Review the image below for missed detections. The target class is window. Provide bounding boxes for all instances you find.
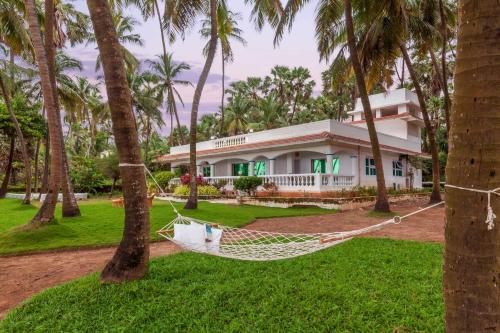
[232,163,248,176]
[202,166,211,177]
[254,161,266,176]
[311,159,326,173]
[392,160,403,177]
[365,157,376,175]
[332,157,340,175]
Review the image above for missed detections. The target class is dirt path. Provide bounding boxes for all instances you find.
[0,199,444,320]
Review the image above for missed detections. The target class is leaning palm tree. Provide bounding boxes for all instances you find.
[23,0,64,223]
[86,0,150,282]
[165,0,219,210]
[146,53,191,146]
[200,3,246,134]
[444,0,499,329]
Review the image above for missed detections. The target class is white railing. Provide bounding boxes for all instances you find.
[213,135,247,148]
[170,174,355,192]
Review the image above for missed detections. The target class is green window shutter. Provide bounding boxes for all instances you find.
[203,166,211,177]
[365,158,376,175]
[232,163,249,176]
[254,161,266,176]
[312,159,326,173]
[332,158,340,175]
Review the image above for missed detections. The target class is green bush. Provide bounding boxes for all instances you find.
[173,184,220,196]
[69,156,106,194]
[233,176,263,195]
[154,171,175,189]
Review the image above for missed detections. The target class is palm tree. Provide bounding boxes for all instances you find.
[444,0,499,329]
[86,0,150,282]
[89,14,144,73]
[147,53,191,146]
[200,3,246,134]
[249,94,286,131]
[23,0,64,223]
[165,0,219,210]
[0,73,31,204]
[225,94,251,135]
[0,136,14,198]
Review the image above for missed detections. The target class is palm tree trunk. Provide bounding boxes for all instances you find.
[171,91,185,145]
[39,135,50,198]
[343,0,389,212]
[25,0,64,223]
[400,44,442,203]
[444,0,499,329]
[220,50,225,135]
[33,107,45,193]
[87,0,150,282]
[0,75,31,204]
[44,0,80,217]
[0,136,15,199]
[438,0,451,135]
[184,0,218,210]
[154,0,167,59]
[169,109,174,147]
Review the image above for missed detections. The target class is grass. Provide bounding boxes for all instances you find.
[366,210,398,218]
[0,198,335,255]
[0,238,444,332]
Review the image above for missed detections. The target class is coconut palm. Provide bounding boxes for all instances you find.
[200,3,246,134]
[23,0,65,223]
[225,94,251,135]
[88,13,144,73]
[164,0,219,210]
[248,94,286,131]
[87,0,150,282]
[146,53,191,146]
[444,0,499,329]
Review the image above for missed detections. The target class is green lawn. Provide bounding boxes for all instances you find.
[0,198,335,255]
[0,238,444,332]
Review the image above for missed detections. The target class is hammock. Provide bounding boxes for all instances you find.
[155,202,443,261]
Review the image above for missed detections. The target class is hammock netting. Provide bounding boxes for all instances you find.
[156,213,403,261]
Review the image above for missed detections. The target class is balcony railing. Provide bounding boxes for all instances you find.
[213,135,247,148]
[170,174,355,192]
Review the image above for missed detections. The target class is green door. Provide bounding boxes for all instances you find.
[254,161,266,176]
[311,159,326,173]
[232,163,249,176]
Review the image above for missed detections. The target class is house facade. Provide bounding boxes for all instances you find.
[158,89,427,194]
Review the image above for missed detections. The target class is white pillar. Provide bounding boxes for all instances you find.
[375,109,381,118]
[269,159,275,175]
[248,161,255,176]
[286,154,293,174]
[351,155,358,186]
[325,154,333,185]
[196,165,202,176]
[210,164,215,177]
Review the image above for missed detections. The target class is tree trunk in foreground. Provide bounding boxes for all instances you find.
[444,0,499,330]
[343,0,389,212]
[400,44,442,203]
[87,0,150,282]
[45,0,80,217]
[185,0,218,210]
[438,0,451,135]
[0,75,31,204]
[0,136,15,199]
[24,0,61,224]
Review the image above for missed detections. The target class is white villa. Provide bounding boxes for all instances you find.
[158,89,428,195]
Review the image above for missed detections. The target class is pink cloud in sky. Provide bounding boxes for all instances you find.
[67,1,327,132]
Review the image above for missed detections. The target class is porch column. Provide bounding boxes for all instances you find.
[286,153,293,174]
[171,166,177,174]
[325,154,334,186]
[196,165,202,176]
[351,155,358,186]
[209,164,215,177]
[375,108,381,118]
[269,159,275,175]
[248,160,255,176]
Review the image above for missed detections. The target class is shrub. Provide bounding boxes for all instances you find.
[69,156,106,193]
[173,184,220,196]
[233,176,263,196]
[180,174,205,185]
[154,171,175,189]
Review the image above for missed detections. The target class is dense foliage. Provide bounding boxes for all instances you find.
[233,176,263,195]
[173,184,220,196]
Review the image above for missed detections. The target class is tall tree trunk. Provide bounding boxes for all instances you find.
[24,0,62,224]
[438,0,451,135]
[39,136,50,198]
[171,90,185,145]
[169,109,173,147]
[400,44,442,203]
[33,106,46,193]
[343,0,389,212]
[444,0,499,330]
[154,0,167,59]
[220,50,225,135]
[184,0,218,210]
[87,0,150,282]
[0,136,15,199]
[45,0,80,217]
[0,75,31,204]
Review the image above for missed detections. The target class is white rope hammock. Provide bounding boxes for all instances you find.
[122,164,496,261]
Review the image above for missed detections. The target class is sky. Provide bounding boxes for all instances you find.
[67,1,328,131]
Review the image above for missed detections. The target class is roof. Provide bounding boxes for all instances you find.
[156,131,429,163]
